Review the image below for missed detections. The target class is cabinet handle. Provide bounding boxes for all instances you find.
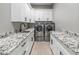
[21,42,26,47]
[22,51,26,55]
[60,51,63,55]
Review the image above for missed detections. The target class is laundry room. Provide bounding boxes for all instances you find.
[0,2,79,55]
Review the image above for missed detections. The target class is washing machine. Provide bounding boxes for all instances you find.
[44,21,55,41]
[34,21,55,41]
[34,21,44,41]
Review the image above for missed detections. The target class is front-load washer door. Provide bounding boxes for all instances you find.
[46,25,53,31]
[36,25,43,32]
[35,25,44,37]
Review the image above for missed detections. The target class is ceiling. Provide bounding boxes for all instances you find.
[30,3,54,9]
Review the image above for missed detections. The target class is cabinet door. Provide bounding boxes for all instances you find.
[50,36,60,55]
[11,3,31,22]
[34,10,39,21]
[25,4,31,22]
[25,32,34,55]
[20,4,26,22]
[47,11,52,21]
[30,9,35,23]
[10,45,24,55]
[11,3,22,21]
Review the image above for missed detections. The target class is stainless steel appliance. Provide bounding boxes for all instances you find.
[34,21,55,41]
[44,21,55,41]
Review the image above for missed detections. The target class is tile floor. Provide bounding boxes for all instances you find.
[31,42,53,55]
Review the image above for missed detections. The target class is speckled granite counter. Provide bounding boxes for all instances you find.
[0,28,34,55]
[51,31,79,55]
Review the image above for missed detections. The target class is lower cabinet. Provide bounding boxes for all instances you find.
[10,44,24,55]
[50,34,71,55]
[10,31,34,55]
[25,36,34,55]
[50,35,60,55]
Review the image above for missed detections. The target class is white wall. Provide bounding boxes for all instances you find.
[0,3,14,33]
[53,3,79,32]
[33,9,53,21]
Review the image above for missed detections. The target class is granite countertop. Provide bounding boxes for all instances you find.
[0,28,34,55]
[51,31,79,55]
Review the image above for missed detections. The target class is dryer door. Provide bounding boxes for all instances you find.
[46,25,53,31]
